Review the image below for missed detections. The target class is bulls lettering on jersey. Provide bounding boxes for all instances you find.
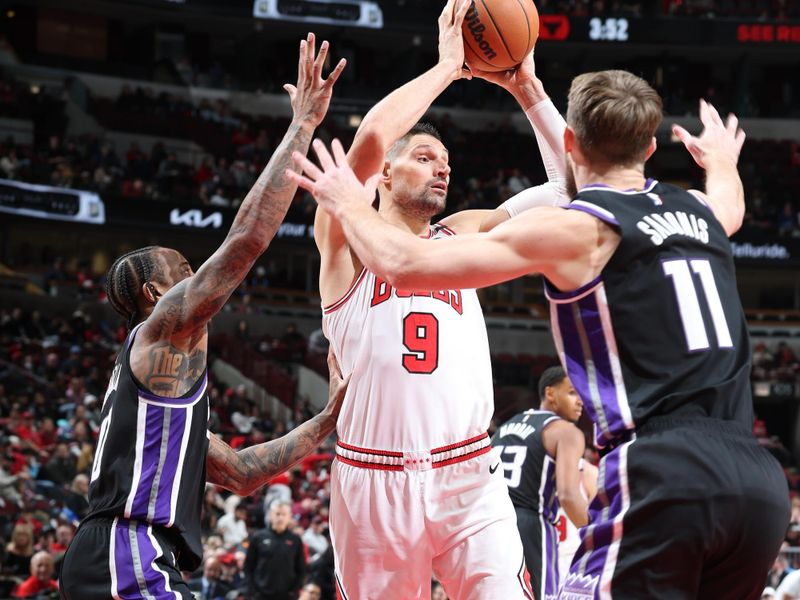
[87,323,209,570]
[547,180,752,448]
[322,224,493,451]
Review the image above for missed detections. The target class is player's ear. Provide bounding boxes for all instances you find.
[142,282,161,304]
[563,126,575,154]
[380,160,392,189]
[644,137,657,161]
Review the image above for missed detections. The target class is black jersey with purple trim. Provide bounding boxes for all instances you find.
[85,323,209,570]
[546,179,752,448]
[492,409,562,522]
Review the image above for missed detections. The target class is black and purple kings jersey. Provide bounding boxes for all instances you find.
[86,323,209,570]
[546,179,752,448]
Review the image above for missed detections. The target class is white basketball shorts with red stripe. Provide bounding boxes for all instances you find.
[330,433,534,600]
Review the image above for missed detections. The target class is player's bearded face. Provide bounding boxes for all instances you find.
[394,176,448,219]
[388,135,450,219]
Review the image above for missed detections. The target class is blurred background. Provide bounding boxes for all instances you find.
[0,0,798,598]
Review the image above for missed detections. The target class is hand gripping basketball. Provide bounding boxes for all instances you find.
[286,139,380,218]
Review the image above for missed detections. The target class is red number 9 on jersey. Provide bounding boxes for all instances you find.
[402,312,439,374]
[555,515,567,542]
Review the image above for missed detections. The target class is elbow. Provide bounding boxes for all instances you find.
[384,255,424,291]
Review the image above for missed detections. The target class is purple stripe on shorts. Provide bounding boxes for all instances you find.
[113,520,139,598]
[153,407,188,523]
[582,447,624,579]
[135,525,171,597]
[544,522,559,598]
[130,404,166,518]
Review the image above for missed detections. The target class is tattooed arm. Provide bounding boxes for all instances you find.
[143,34,346,345]
[207,348,349,496]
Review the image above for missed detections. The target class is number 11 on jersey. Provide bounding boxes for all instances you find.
[663,258,733,352]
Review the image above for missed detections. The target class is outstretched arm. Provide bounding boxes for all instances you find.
[347,0,471,181]
[206,349,349,496]
[144,34,345,344]
[290,139,602,292]
[672,99,746,237]
[442,52,572,234]
[315,0,470,302]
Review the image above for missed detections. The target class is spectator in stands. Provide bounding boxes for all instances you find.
[302,516,328,563]
[231,400,259,436]
[51,525,73,557]
[774,566,800,600]
[244,500,305,600]
[63,474,89,520]
[209,186,230,207]
[307,328,329,356]
[432,580,449,599]
[216,495,249,549]
[5,522,35,576]
[218,551,243,591]
[299,582,322,600]
[263,472,293,518]
[306,542,335,600]
[12,550,58,598]
[201,485,226,533]
[188,556,232,600]
[768,542,795,589]
[774,342,799,380]
[753,342,775,380]
[1,148,21,179]
[0,447,26,506]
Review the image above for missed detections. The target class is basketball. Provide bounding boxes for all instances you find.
[462,0,539,72]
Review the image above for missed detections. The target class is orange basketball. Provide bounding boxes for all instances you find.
[462,0,539,73]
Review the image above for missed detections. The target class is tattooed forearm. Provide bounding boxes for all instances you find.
[168,120,317,333]
[226,120,315,249]
[206,409,336,496]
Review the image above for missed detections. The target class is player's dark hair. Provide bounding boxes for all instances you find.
[386,121,443,160]
[538,366,567,405]
[106,246,160,330]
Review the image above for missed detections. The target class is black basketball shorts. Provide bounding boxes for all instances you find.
[560,416,789,600]
[60,517,194,600]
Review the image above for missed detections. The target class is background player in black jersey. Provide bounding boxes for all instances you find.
[291,71,790,598]
[492,366,593,600]
[59,34,349,600]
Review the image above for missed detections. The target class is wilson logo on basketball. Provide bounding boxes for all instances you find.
[465,5,498,61]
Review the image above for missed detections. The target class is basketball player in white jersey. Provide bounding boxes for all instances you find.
[312,0,570,597]
[292,82,789,598]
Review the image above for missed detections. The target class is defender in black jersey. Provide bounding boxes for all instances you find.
[493,367,590,600]
[59,35,349,600]
[298,71,790,599]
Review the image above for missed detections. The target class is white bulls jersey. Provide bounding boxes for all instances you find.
[555,507,581,587]
[321,224,493,451]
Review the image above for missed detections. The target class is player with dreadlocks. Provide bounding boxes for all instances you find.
[59,34,350,600]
